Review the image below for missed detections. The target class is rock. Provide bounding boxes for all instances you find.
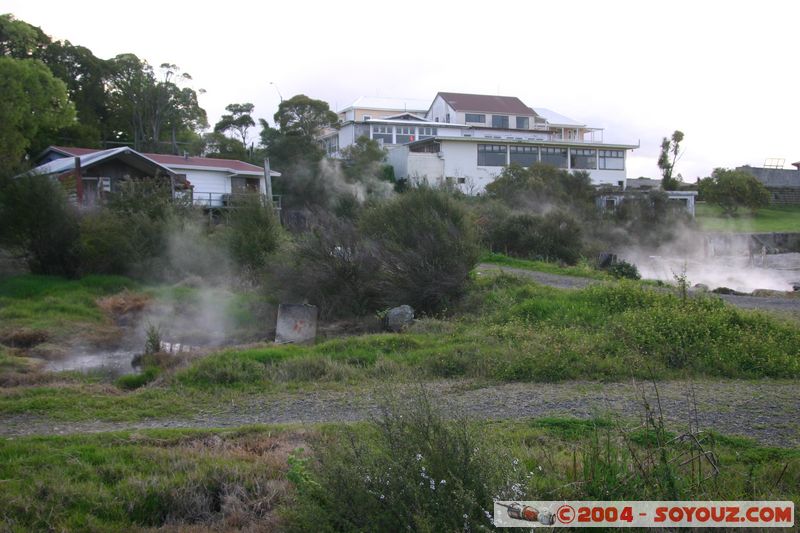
[751,289,787,298]
[384,305,414,332]
[693,283,709,292]
[597,252,617,269]
[711,286,748,296]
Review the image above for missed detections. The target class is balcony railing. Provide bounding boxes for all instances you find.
[180,191,282,210]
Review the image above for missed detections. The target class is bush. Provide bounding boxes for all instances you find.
[286,390,516,532]
[361,187,480,314]
[607,260,641,280]
[0,175,81,276]
[698,168,771,215]
[487,210,583,264]
[276,212,383,318]
[225,195,283,276]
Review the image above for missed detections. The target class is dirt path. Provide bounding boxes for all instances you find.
[477,263,800,316]
[2,380,798,447]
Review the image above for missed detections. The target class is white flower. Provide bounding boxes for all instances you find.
[512,458,519,466]
[429,479,436,490]
[439,479,446,485]
[380,494,385,500]
[415,453,423,461]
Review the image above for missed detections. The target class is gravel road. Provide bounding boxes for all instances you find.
[2,380,798,447]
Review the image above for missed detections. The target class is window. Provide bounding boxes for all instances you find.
[465,113,485,123]
[445,113,450,123]
[363,115,372,121]
[457,177,466,184]
[509,145,539,166]
[395,126,415,144]
[540,147,568,168]
[419,127,437,139]
[372,125,393,144]
[492,115,509,128]
[599,149,625,170]
[477,144,507,166]
[570,148,597,170]
[516,117,529,129]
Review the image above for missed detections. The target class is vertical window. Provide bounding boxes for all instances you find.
[516,117,529,129]
[540,147,568,168]
[477,144,507,166]
[509,145,539,166]
[570,148,597,169]
[599,149,625,170]
[492,115,509,128]
[446,113,450,123]
[465,113,485,123]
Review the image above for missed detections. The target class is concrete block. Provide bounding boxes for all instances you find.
[275,304,318,344]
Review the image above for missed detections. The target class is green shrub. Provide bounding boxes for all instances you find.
[286,391,517,532]
[276,212,383,318]
[225,194,283,275]
[607,260,641,280]
[361,187,480,314]
[486,210,584,264]
[116,367,159,390]
[0,175,81,276]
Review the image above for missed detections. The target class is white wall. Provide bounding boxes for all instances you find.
[407,153,444,183]
[387,147,409,178]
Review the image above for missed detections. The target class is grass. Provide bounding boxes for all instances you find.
[174,274,800,389]
[1,416,796,532]
[0,425,305,531]
[2,273,800,422]
[480,251,610,279]
[0,274,137,342]
[696,203,800,232]
[289,392,800,531]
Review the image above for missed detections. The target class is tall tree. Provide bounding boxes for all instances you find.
[214,102,255,146]
[0,14,50,58]
[106,55,207,153]
[273,94,339,138]
[657,130,684,191]
[0,57,75,174]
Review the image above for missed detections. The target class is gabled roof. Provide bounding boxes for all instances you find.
[531,107,585,127]
[339,96,431,113]
[27,147,176,177]
[382,112,429,121]
[46,146,280,177]
[434,92,536,115]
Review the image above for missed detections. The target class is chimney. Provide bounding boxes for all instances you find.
[74,157,84,205]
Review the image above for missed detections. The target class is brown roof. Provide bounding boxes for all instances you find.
[51,146,265,174]
[436,92,536,115]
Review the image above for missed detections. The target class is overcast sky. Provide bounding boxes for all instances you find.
[6,0,800,180]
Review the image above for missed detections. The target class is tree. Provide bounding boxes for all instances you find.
[214,102,255,147]
[340,136,387,181]
[106,55,207,153]
[0,57,75,174]
[658,130,684,190]
[698,168,770,215]
[0,14,50,58]
[273,94,339,138]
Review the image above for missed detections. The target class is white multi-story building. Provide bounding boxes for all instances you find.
[321,92,638,193]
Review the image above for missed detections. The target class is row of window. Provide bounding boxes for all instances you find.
[465,113,530,130]
[477,145,625,170]
[371,125,438,145]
